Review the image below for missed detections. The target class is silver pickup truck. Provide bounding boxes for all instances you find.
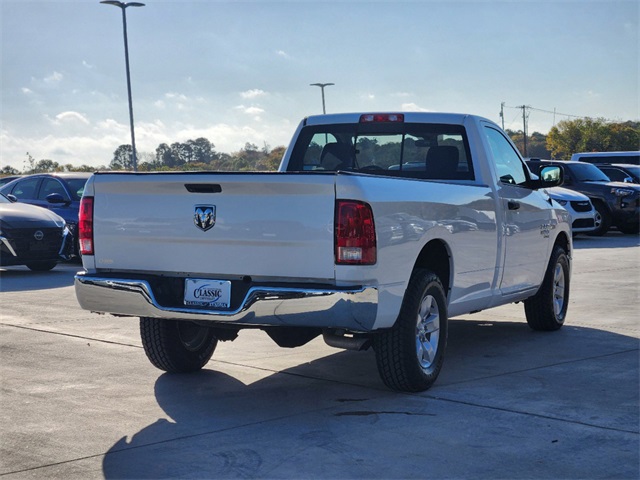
[75,112,571,392]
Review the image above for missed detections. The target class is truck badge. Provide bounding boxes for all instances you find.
[194,205,216,231]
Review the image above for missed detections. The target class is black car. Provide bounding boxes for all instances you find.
[596,164,640,184]
[526,160,640,235]
[0,193,73,271]
[0,173,91,255]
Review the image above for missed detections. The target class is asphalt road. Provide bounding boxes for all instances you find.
[1,232,639,479]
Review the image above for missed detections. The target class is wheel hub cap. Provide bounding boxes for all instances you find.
[415,294,440,369]
[553,264,566,317]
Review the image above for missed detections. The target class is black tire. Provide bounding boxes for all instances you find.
[140,318,218,373]
[587,202,611,236]
[373,269,448,392]
[524,245,570,331]
[617,222,640,235]
[26,261,57,271]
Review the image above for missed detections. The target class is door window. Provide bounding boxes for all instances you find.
[9,177,40,200]
[38,178,68,200]
[484,127,527,186]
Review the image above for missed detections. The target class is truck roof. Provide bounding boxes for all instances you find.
[303,112,492,126]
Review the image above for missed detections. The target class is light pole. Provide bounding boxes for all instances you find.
[310,83,334,114]
[101,1,145,172]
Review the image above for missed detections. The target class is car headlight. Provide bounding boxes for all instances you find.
[611,188,634,197]
[555,199,568,206]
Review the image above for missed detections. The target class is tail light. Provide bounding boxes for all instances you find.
[79,196,94,255]
[335,200,376,265]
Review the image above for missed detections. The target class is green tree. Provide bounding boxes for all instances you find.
[33,159,61,173]
[110,144,134,170]
[507,130,551,159]
[546,118,639,159]
[1,165,20,175]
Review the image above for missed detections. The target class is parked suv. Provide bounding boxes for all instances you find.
[526,160,640,235]
[571,151,640,165]
[595,164,640,184]
[546,187,598,235]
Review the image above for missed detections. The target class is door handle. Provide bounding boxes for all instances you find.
[508,200,520,211]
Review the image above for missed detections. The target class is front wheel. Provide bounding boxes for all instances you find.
[617,222,640,235]
[373,269,448,392]
[524,245,570,331]
[140,318,218,372]
[587,203,611,236]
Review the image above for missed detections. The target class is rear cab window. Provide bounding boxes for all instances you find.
[286,121,475,181]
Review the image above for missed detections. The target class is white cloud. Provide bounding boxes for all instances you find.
[165,92,188,101]
[51,111,90,125]
[234,104,265,122]
[21,87,33,94]
[96,118,128,132]
[391,92,412,98]
[44,71,63,84]
[361,93,375,101]
[276,50,290,59]
[240,89,266,99]
[401,103,432,112]
[82,60,94,69]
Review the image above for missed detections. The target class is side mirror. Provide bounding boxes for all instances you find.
[46,193,71,205]
[6,194,18,203]
[539,166,563,188]
[624,177,633,183]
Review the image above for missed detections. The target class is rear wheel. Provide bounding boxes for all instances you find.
[373,269,448,392]
[524,245,570,331]
[140,318,218,372]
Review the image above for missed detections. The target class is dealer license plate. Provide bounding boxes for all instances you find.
[184,279,231,308]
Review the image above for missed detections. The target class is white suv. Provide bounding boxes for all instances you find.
[547,187,598,235]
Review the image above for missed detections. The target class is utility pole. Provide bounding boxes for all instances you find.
[500,102,505,130]
[517,105,529,157]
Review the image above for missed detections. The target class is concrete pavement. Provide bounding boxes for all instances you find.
[1,232,638,479]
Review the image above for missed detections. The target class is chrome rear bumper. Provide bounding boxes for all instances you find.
[74,273,378,331]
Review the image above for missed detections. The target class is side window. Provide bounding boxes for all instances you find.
[10,177,40,200]
[484,127,528,186]
[38,178,68,200]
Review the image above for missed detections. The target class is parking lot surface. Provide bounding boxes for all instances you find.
[1,232,639,479]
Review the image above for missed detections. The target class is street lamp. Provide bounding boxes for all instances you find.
[101,1,145,172]
[310,83,334,114]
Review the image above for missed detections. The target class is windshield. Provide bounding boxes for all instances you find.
[568,163,612,182]
[66,178,89,200]
[0,193,9,204]
[623,166,640,178]
[287,122,475,181]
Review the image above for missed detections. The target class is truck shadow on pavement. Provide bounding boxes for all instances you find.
[101,319,639,479]
[0,265,76,292]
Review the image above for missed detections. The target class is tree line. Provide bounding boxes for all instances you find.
[2,118,637,176]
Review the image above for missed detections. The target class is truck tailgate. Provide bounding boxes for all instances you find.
[90,173,337,281]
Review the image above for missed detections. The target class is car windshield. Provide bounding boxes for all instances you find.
[568,163,612,182]
[622,166,640,178]
[0,193,10,204]
[66,178,89,200]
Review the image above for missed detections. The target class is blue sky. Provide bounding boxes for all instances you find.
[1,0,638,170]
